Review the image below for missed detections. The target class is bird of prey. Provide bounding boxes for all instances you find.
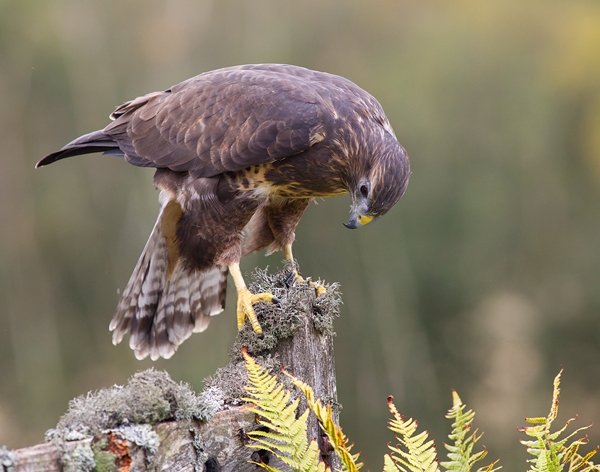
[37,64,410,360]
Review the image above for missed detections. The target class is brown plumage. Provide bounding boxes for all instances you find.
[37,64,411,360]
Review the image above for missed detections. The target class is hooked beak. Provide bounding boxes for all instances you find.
[343,210,374,229]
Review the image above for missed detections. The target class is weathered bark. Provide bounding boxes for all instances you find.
[2,268,341,472]
[273,294,339,467]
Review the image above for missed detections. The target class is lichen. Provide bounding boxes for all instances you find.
[190,429,208,466]
[119,425,160,456]
[63,443,95,472]
[0,445,16,472]
[203,354,281,406]
[46,369,205,442]
[311,281,342,335]
[202,264,341,407]
[230,263,341,360]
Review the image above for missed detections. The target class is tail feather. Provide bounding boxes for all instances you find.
[36,130,123,168]
[166,265,192,346]
[110,192,227,360]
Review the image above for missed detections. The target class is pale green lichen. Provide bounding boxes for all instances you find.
[46,369,206,443]
[0,445,17,472]
[119,424,160,457]
[191,429,209,467]
[231,263,341,360]
[203,264,340,407]
[63,443,95,472]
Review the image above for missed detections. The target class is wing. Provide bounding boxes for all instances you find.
[103,65,328,177]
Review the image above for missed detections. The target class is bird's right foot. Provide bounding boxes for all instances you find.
[236,287,280,334]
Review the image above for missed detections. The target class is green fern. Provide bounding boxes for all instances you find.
[241,347,599,472]
[385,395,440,472]
[519,369,598,472]
[241,346,325,472]
[440,390,500,472]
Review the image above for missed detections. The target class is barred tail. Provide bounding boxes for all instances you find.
[109,192,228,360]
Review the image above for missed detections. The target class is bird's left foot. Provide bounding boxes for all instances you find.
[236,287,280,334]
[286,269,327,297]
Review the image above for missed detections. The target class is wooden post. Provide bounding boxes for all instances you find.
[2,266,341,472]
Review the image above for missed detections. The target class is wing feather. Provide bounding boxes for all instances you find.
[102,65,328,177]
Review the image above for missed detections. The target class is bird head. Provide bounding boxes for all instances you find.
[344,134,411,229]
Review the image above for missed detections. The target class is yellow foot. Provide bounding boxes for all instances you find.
[314,283,327,297]
[286,269,327,297]
[236,287,279,334]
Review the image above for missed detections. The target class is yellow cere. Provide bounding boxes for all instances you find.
[358,214,374,225]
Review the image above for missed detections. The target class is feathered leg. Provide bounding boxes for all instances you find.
[283,244,326,296]
[243,198,325,296]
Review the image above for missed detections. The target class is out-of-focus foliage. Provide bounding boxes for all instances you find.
[1,1,600,469]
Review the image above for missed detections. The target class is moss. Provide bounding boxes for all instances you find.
[86,437,117,472]
[91,450,118,472]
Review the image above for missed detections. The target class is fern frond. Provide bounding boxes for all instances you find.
[286,371,363,472]
[384,454,402,472]
[440,390,500,472]
[564,436,600,472]
[386,395,440,472]
[242,347,325,472]
[519,369,599,472]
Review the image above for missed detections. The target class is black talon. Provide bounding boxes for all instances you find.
[258,333,265,340]
[285,272,296,287]
[272,297,281,305]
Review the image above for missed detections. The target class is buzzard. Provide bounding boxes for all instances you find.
[37,64,410,360]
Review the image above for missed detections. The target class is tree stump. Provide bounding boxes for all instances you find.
[1,265,341,472]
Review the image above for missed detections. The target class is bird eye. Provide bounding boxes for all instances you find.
[360,185,369,198]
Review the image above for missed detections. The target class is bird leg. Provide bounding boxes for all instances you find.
[283,245,326,297]
[229,262,278,334]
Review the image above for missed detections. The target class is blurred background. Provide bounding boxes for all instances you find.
[1,0,600,468]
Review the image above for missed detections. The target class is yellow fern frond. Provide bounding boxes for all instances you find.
[242,347,326,472]
[564,436,600,472]
[386,396,440,472]
[285,371,363,472]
